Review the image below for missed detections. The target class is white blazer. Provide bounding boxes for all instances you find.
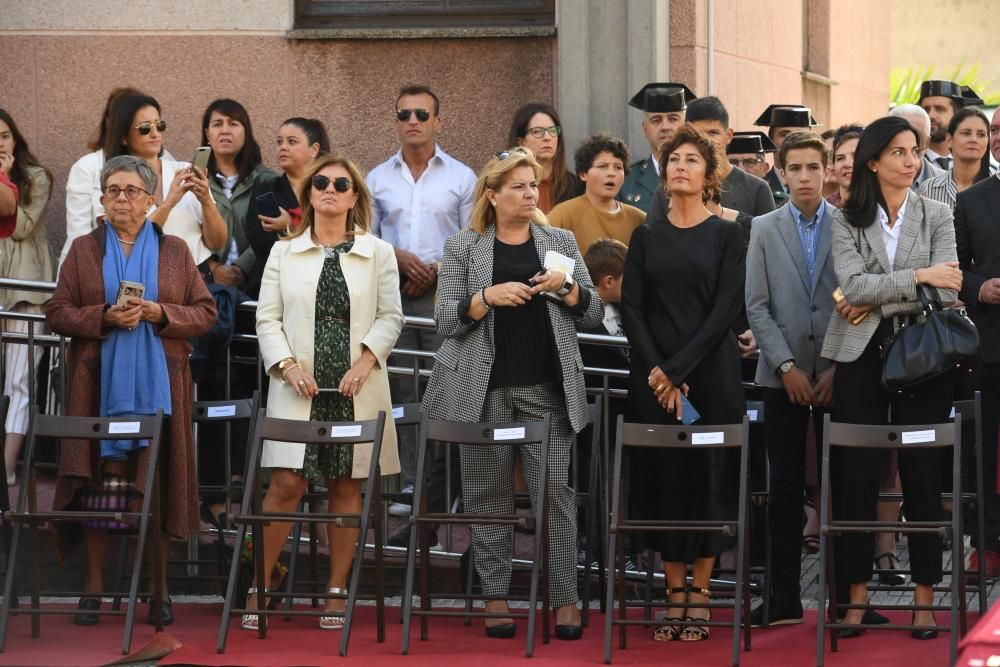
[256,231,403,477]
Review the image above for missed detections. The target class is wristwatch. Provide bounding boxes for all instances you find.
[778,360,795,375]
[556,272,575,296]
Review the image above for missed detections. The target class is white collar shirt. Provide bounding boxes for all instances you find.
[877,192,909,267]
[650,154,661,176]
[366,144,477,264]
[602,302,623,337]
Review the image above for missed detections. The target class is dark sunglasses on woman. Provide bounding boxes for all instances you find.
[312,174,353,193]
[134,120,167,135]
[396,108,431,122]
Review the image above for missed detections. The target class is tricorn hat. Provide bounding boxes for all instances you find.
[628,82,697,113]
[753,104,818,128]
[727,131,778,155]
[918,79,964,102]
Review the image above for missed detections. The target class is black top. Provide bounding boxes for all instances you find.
[622,215,745,412]
[489,236,559,388]
[245,173,300,293]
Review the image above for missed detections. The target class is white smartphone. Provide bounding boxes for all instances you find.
[192,146,212,171]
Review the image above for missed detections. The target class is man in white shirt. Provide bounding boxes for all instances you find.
[367,85,476,522]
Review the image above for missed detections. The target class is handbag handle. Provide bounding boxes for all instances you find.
[916,284,943,314]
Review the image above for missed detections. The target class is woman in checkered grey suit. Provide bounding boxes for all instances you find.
[421,147,603,640]
[820,116,962,637]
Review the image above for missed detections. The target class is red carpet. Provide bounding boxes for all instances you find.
[0,603,954,666]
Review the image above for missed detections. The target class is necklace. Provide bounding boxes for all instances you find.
[115,233,136,246]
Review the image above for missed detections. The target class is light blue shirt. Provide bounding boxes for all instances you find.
[788,198,826,284]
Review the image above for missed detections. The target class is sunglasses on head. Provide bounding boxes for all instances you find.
[134,120,167,135]
[494,147,531,161]
[396,108,431,122]
[312,174,353,193]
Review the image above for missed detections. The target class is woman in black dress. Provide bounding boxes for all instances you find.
[622,124,746,643]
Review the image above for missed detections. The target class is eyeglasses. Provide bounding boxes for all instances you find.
[494,147,531,161]
[102,185,150,200]
[396,108,431,122]
[729,156,764,168]
[525,125,561,139]
[312,174,353,193]
[134,120,167,135]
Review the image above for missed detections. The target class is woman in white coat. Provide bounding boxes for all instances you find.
[249,154,403,631]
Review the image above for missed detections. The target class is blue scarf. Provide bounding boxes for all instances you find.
[99,221,172,459]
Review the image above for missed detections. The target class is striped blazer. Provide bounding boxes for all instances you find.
[421,223,604,433]
[821,195,958,363]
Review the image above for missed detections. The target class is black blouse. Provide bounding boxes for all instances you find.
[488,236,559,388]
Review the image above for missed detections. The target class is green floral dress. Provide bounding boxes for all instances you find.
[296,240,355,481]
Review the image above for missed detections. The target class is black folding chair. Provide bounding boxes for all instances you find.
[217,410,387,657]
[0,410,166,655]
[575,401,603,627]
[816,414,963,666]
[604,415,752,666]
[401,414,552,657]
[953,393,987,614]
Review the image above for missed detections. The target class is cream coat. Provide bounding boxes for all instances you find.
[256,231,403,477]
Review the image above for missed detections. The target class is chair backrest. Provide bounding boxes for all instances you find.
[191,392,259,424]
[616,415,749,450]
[257,409,387,447]
[745,400,765,425]
[823,413,958,449]
[421,414,551,448]
[30,412,163,442]
[392,403,423,427]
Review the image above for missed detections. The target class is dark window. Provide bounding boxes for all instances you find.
[294,0,556,30]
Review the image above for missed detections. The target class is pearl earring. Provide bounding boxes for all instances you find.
[491,200,497,207]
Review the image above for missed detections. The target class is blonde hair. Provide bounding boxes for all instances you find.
[286,155,372,240]
[469,147,548,235]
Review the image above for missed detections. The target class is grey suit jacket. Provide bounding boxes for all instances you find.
[745,203,839,388]
[421,223,604,433]
[820,195,958,363]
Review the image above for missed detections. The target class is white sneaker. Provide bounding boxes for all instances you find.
[388,484,414,517]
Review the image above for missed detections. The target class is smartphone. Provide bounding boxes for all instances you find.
[255,191,281,219]
[116,280,145,307]
[191,146,212,172]
[832,286,868,325]
[679,393,701,425]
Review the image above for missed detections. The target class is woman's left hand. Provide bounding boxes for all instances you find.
[259,207,292,234]
[338,350,377,397]
[128,298,166,324]
[528,269,566,295]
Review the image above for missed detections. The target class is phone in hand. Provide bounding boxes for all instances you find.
[679,393,701,425]
[255,191,281,219]
[192,146,212,172]
[116,280,145,307]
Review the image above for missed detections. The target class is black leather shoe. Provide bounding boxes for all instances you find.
[910,614,938,640]
[485,622,516,639]
[147,597,174,626]
[750,598,803,628]
[836,625,865,639]
[863,609,890,625]
[555,624,583,640]
[73,597,101,626]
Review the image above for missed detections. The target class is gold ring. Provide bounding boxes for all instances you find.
[656,384,667,392]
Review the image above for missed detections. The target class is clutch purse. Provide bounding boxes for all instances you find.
[881,286,981,394]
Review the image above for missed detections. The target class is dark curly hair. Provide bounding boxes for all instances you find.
[658,123,721,203]
[573,133,631,178]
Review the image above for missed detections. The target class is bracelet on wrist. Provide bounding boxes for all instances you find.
[479,287,493,310]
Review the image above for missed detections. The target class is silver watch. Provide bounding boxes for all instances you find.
[778,360,795,375]
[556,273,575,296]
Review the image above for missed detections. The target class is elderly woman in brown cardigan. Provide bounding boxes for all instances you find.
[47,155,216,627]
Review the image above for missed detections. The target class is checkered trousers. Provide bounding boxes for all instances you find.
[461,383,578,607]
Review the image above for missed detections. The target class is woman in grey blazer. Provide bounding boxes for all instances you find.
[421,147,603,640]
[821,116,963,639]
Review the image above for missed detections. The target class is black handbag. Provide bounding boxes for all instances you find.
[881,286,981,394]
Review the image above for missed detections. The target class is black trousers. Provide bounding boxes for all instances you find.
[831,322,953,587]
[969,363,1000,550]
[763,388,827,601]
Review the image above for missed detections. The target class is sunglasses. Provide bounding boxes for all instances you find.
[525,125,561,139]
[396,108,431,122]
[134,120,167,135]
[494,147,531,161]
[312,174,353,193]
[103,185,150,200]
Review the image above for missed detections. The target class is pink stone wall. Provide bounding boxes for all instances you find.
[0,35,555,255]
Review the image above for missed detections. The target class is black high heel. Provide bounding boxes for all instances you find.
[910,613,938,640]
